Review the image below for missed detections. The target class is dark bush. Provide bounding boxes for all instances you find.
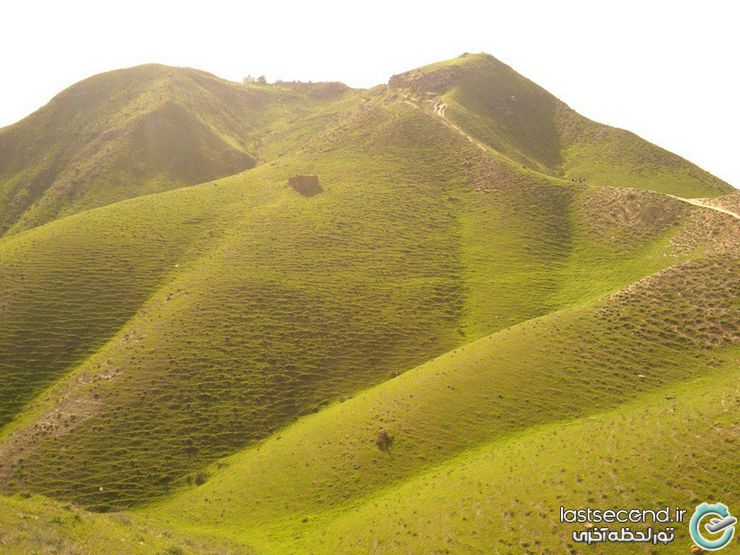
[374,429,393,451]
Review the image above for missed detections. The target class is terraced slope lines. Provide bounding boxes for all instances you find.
[0,53,737,554]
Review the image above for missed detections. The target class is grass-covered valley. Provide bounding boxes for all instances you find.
[0,53,737,554]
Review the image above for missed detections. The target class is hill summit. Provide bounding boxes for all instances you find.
[0,64,347,234]
[0,53,732,236]
[389,53,729,194]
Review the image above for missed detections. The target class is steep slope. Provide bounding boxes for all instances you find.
[151,248,737,543]
[0,64,351,235]
[282,367,738,554]
[3,364,736,554]
[1,53,730,240]
[0,55,737,554]
[0,182,249,428]
[1,88,736,512]
[390,53,732,197]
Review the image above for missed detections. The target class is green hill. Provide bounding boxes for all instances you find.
[0,64,351,235]
[0,54,736,553]
[390,53,731,197]
[1,54,730,239]
[2,362,735,554]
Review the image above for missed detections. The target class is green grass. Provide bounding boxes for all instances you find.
[0,180,249,428]
[3,97,731,510]
[0,64,357,235]
[392,53,731,197]
[0,493,248,554]
[150,251,736,540]
[282,364,739,554]
[5,359,736,554]
[0,53,737,553]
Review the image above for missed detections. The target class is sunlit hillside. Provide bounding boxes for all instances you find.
[0,53,736,554]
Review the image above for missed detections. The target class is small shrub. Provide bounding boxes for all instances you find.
[374,429,393,451]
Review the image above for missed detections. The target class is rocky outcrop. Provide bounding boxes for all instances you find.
[388,67,458,94]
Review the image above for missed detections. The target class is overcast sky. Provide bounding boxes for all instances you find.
[2,0,737,187]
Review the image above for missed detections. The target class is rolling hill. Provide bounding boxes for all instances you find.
[0,64,351,235]
[0,53,736,553]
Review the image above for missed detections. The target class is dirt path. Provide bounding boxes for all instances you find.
[434,101,446,117]
[667,195,740,220]
[409,94,740,220]
[431,100,489,152]
[402,96,490,154]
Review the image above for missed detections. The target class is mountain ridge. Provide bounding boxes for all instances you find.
[389,53,731,196]
[0,53,733,237]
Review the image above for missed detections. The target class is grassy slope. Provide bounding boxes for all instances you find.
[3,93,730,512]
[4,359,736,554]
[0,101,469,508]
[0,64,351,235]
[0,493,249,554]
[285,365,739,555]
[150,248,737,550]
[0,181,249,428]
[1,53,730,239]
[0,56,737,553]
[390,53,731,198]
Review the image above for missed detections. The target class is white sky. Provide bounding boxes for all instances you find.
[2,0,737,187]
